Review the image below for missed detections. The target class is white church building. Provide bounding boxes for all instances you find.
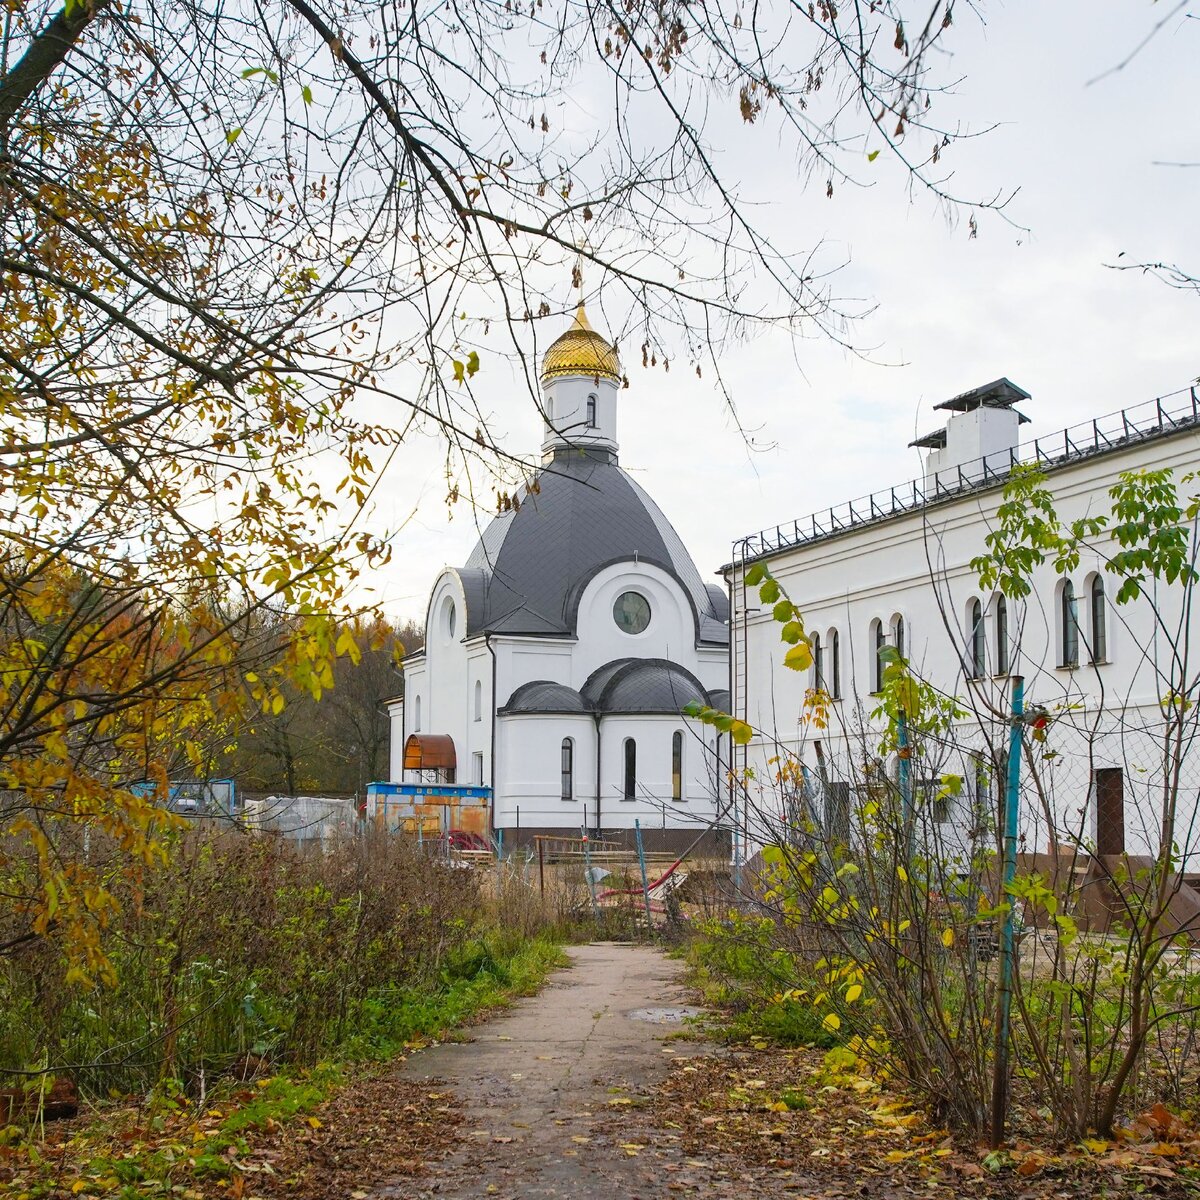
[388,308,731,849]
[727,380,1200,870]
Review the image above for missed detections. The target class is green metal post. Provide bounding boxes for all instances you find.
[990,674,1024,1148]
[634,819,653,931]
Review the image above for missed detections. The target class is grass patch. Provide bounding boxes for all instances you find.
[339,933,567,1059]
[684,915,842,1050]
[1,933,567,1199]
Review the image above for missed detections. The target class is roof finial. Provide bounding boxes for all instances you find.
[571,237,585,294]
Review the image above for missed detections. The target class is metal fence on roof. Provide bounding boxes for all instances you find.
[736,387,1200,561]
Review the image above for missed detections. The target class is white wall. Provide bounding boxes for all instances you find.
[595,714,719,832]
[542,373,621,457]
[396,570,494,786]
[571,560,725,691]
[494,712,596,830]
[731,426,1200,861]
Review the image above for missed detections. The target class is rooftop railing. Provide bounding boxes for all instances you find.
[736,386,1200,561]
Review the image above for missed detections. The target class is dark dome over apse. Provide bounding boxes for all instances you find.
[459,449,728,645]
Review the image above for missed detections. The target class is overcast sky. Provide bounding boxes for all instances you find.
[363,0,1198,625]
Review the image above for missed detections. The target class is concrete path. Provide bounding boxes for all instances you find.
[390,942,709,1199]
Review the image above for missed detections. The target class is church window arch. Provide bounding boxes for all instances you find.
[623,738,637,800]
[586,393,597,427]
[561,738,574,801]
[891,613,906,660]
[474,679,482,722]
[870,619,885,693]
[672,731,684,802]
[829,629,841,699]
[413,695,421,731]
[968,598,985,679]
[1059,579,1079,667]
[1089,574,1108,664]
[994,594,1010,675]
[812,632,824,692]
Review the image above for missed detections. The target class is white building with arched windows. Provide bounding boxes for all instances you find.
[727,379,1200,867]
[388,308,731,850]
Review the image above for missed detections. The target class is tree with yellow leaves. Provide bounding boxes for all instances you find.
[2,0,986,982]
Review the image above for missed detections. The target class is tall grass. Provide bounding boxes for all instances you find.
[0,829,566,1098]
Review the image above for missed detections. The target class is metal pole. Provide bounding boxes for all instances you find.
[581,825,599,918]
[538,836,545,897]
[991,675,1025,1148]
[635,819,653,931]
[897,710,914,860]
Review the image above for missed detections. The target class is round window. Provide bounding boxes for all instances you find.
[613,591,651,635]
[443,596,457,639]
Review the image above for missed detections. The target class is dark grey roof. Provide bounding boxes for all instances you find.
[934,377,1031,414]
[708,688,731,711]
[581,658,709,714]
[458,448,727,645]
[500,680,590,715]
[499,659,717,716]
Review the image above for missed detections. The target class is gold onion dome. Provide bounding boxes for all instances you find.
[540,305,621,383]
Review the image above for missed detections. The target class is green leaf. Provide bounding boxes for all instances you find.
[225,128,243,144]
[452,359,466,383]
[302,85,314,105]
[682,700,703,718]
[242,66,280,83]
[771,599,792,622]
[730,719,754,745]
[780,620,802,644]
[867,149,880,162]
[466,350,480,377]
[744,563,766,587]
[759,579,780,604]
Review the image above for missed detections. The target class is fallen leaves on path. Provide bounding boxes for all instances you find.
[610,1044,1200,1199]
[0,1071,461,1200]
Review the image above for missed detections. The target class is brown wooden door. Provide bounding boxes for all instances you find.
[1095,768,1125,856]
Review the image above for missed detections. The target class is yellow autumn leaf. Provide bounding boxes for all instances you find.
[822,1012,841,1032]
[942,927,954,948]
[307,1116,322,1128]
[844,984,863,1003]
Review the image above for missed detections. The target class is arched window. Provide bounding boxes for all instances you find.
[1090,576,1107,664]
[1061,580,1079,667]
[586,394,597,426]
[672,731,683,802]
[413,695,421,731]
[561,738,574,800]
[623,738,637,800]
[830,630,841,699]
[892,615,905,660]
[995,595,1009,675]
[812,632,824,691]
[473,679,482,722]
[969,599,985,679]
[871,619,885,693]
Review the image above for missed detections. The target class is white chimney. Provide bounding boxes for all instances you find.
[912,379,1030,493]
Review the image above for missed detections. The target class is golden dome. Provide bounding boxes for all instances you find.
[540,305,621,383]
